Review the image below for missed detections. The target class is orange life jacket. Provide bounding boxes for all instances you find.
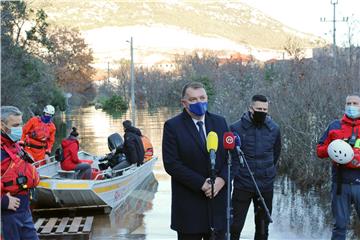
[1,142,40,195]
[90,168,104,180]
[141,135,153,162]
[22,116,56,151]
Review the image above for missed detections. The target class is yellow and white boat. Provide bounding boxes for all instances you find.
[34,151,157,210]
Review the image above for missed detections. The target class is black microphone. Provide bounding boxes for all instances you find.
[234,132,244,167]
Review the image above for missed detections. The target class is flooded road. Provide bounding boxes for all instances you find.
[55,106,350,239]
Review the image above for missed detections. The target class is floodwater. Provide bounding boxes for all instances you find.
[51,106,358,240]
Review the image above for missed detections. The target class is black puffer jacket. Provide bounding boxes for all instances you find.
[123,126,145,166]
[230,112,281,192]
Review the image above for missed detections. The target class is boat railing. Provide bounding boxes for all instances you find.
[107,157,156,177]
[32,156,56,168]
[90,164,136,180]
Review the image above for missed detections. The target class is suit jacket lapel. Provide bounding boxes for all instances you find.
[205,112,215,136]
[181,109,208,156]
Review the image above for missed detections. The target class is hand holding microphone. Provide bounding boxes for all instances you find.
[205,131,220,199]
[204,177,225,198]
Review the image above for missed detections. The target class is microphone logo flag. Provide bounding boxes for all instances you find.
[223,132,235,150]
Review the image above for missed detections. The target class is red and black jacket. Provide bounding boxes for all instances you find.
[1,134,39,211]
[317,115,360,184]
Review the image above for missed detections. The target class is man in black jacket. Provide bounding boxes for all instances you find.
[230,95,281,240]
[122,120,145,166]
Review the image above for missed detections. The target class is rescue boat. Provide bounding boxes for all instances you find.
[33,151,157,211]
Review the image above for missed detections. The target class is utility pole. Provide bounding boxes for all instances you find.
[320,0,348,66]
[107,61,110,84]
[130,37,135,126]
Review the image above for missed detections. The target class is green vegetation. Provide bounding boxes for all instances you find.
[1,1,95,118]
[1,1,64,119]
[100,95,128,114]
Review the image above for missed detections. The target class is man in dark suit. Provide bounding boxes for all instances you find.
[162,82,229,240]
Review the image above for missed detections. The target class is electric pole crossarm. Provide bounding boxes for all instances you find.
[320,0,348,66]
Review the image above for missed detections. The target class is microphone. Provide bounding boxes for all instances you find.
[223,132,235,150]
[234,132,244,167]
[206,131,218,170]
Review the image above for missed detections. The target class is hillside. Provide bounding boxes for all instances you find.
[28,1,323,65]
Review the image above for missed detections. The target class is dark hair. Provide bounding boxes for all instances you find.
[70,127,79,137]
[251,94,268,103]
[181,82,205,98]
[123,120,132,129]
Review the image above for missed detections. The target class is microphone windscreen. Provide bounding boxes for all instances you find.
[234,132,241,147]
[223,132,235,150]
[206,131,218,152]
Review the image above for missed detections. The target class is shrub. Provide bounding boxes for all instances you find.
[101,95,128,113]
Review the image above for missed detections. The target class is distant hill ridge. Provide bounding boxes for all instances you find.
[28,0,322,51]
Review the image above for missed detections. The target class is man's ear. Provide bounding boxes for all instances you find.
[1,121,8,132]
[181,99,187,108]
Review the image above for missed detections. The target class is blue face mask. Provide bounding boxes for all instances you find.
[345,106,360,119]
[8,126,23,142]
[188,102,208,116]
[41,115,52,123]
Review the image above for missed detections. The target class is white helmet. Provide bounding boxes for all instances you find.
[327,139,354,164]
[43,105,55,115]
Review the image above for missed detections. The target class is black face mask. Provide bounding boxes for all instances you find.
[251,110,267,126]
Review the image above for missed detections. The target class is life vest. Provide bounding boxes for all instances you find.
[30,117,50,141]
[23,117,55,150]
[89,168,104,180]
[141,135,153,162]
[1,142,40,195]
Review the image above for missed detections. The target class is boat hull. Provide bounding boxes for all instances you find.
[34,152,157,209]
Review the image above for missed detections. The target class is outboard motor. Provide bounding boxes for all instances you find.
[98,133,126,171]
[108,133,124,152]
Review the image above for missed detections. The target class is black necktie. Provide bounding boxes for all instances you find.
[196,121,206,146]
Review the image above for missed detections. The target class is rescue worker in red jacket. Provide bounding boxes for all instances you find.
[21,105,56,166]
[1,106,40,240]
[317,93,360,240]
[60,127,92,179]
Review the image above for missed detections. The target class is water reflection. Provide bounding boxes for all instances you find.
[91,174,158,239]
[59,106,177,239]
[270,177,332,240]
[52,106,359,240]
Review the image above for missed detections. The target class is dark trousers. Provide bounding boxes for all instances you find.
[331,183,360,240]
[178,230,225,240]
[74,163,91,179]
[1,208,39,240]
[230,188,273,240]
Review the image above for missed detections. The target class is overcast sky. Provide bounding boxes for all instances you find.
[240,0,360,45]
